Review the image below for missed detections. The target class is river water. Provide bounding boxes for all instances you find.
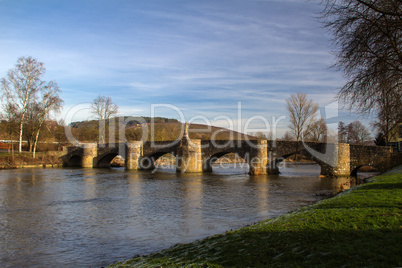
[0,163,356,267]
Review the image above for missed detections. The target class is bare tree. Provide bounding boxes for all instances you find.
[31,82,63,158]
[347,120,372,145]
[1,57,46,153]
[338,121,348,143]
[372,85,402,145]
[306,118,328,142]
[281,131,295,141]
[286,93,319,141]
[90,95,119,143]
[319,0,402,117]
[374,132,386,146]
[54,120,68,150]
[252,131,271,140]
[23,102,41,152]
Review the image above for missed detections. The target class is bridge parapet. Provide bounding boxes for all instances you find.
[63,145,81,154]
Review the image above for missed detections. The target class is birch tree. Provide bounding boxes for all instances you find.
[1,57,45,153]
[32,82,63,158]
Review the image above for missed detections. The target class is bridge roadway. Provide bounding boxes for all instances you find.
[61,134,399,176]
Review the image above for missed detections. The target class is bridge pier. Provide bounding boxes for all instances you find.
[267,165,280,174]
[177,138,203,173]
[320,143,351,176]
[202,158,213,173]
[125,142,143,170]
[248,140,268,175]
[81,143,97,168]
[138,156,156,170]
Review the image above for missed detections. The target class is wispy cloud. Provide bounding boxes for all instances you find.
[0,0,362,134]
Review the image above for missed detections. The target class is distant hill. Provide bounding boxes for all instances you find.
[68,116,257,142]
[69,116,179,128]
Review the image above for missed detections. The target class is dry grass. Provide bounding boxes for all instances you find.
[0,151,63,168]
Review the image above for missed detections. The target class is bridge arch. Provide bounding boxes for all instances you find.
[96,152,123,168]
[350,165,379,177]
[268,150,325,175]
[203,151,249,173]
[273,153,322,175]
[65,155,81,167]
[139,151,177,170]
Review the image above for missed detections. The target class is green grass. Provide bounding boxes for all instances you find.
[108,168,402,268]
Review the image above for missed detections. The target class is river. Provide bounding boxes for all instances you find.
[0,163,359,267]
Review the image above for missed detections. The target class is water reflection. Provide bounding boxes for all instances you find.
[248,176,270,218]
[0,164,358,267]
[182,175,203,233]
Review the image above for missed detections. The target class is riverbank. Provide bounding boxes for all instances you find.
[109,166,402,267]
[0,151,63,169]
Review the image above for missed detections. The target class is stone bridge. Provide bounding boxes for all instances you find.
[61,133,399,176]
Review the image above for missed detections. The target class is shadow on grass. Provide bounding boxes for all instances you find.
[120,228,402,268]
[359,182,402,190]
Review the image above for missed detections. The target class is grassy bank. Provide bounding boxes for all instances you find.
[109,167,402,267]
[0,151,63,169]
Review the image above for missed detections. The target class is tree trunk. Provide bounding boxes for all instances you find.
[18,119,23,154]
[99,120,106,144]
[33,128,41,159]
[11,140,14,161]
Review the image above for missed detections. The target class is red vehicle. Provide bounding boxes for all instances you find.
[0,142,11,150]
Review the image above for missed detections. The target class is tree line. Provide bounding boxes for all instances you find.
[0,55,252,150]
[279,92,373,145]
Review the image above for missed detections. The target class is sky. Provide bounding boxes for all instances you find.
[0,0,371,137]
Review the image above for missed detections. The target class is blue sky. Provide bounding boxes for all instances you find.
[0,0,368,136]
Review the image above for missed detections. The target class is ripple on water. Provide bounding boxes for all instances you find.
[0,164,347,267]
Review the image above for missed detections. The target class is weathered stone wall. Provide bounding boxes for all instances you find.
[125,141,143,170]
[248,140,268,175]
[201,140,256,161]
[142,141,180,157]
[61,140,398,176]
[81,143,97,168]
[350,145,394,174]
[176,138,202,173]
[266,141,346,176]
